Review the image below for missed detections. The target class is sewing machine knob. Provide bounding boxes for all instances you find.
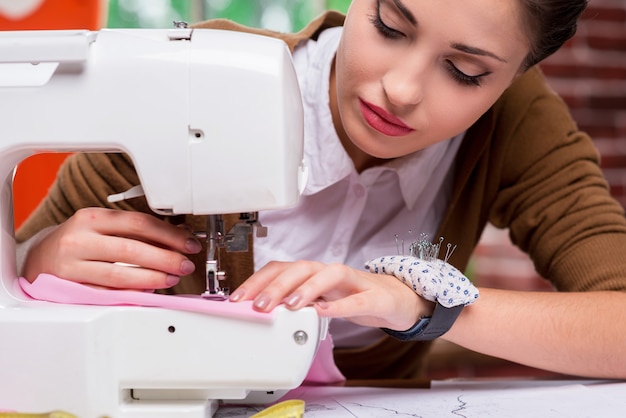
[293,330,308,345]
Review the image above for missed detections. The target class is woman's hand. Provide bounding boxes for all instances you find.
[230,260,435,331]
[18,207,202,290]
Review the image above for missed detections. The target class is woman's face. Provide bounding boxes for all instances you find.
[333,0,529,168]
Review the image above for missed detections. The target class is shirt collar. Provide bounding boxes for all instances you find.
[381,134,464,210]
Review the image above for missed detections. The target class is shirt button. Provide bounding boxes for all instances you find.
[353,185,365,198]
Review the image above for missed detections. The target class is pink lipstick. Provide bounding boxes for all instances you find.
[359,99,414,137]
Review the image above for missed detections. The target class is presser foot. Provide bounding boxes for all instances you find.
[201,288,229,301]
[202,264,228,300]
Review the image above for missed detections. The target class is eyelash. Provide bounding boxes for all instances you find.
[369,1,486,87]
[368,4,404,40]
[445,61,486,87]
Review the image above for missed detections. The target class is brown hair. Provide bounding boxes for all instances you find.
[519,0,588,70]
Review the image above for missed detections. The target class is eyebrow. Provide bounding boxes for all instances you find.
[391,0,508,64]
[451,43,508,63]
[392,0,417,26]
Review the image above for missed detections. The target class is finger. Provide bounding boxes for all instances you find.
[315,287,423,330]
[67,260,183,290]
[52,233,195,288]
[255,262,360,312]
[60,232,197,278]
[283,263,365,309]
[73,208,202,255]
[234,261,325,311]
[229,261,291,302]
[314,292,378,320]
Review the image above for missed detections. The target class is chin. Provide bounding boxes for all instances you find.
[356,143,402,162]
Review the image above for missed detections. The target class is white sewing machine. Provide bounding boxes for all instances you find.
[0,25,324,417]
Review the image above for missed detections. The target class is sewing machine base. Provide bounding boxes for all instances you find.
[0,299,321,417]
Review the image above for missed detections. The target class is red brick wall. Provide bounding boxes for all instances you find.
[542,0,626,206]
[471,0,626,289]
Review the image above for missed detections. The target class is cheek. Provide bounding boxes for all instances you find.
[334,44,364,117]
[336,18,387,87]
[335,43,385,116]
[336,40,369,86]
[428,88,502,139]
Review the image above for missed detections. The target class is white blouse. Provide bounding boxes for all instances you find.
[254,27,464,347]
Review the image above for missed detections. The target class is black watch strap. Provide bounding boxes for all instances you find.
[381,302,464,341]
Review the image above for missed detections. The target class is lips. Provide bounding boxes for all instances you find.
[359,99,414,137]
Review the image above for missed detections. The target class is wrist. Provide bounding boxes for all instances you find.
[420,298,436,318]
[382,301,464,341]
[412,297,435,328]
[16,225,56,280]
[366,253,479,341]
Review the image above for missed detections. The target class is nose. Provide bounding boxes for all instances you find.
[382,59,426,107]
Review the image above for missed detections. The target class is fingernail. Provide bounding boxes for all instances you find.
[230,288,244,302]
[185,238,202,253]
[286,293,301,307]
[166,275,180,287]
[316,300,329,309]
[254,294,270,310]
[177,223,193,232]
[180,260,195,275]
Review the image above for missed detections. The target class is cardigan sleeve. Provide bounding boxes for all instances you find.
[487,69,626,292]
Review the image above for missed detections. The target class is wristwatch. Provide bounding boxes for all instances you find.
[381,302,464,341]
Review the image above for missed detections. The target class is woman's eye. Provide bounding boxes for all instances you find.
[445,61,489,87]
[369,1,405,39]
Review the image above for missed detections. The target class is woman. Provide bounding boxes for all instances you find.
[18,0,626,379]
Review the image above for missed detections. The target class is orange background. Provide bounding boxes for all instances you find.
[0,0,106,229]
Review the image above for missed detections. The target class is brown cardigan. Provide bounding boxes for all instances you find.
[17,12,626,379]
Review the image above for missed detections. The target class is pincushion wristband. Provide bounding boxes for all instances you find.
[381,302,464,341]
[365,254,479,341]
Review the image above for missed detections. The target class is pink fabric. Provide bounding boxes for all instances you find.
[19,274,345,384]
[304,334,345,384]
[19,274,273,322]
